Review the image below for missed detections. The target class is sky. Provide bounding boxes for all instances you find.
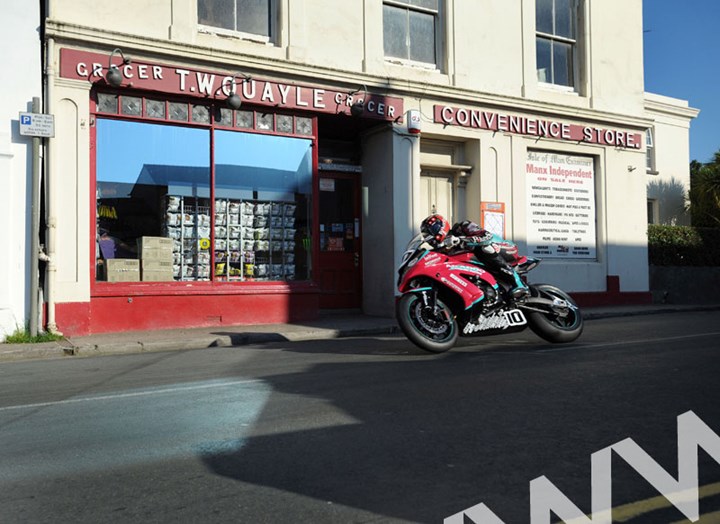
[643,0,720,163]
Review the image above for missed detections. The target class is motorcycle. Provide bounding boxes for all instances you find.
[396,231,583,353]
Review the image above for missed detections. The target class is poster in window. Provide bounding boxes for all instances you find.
[525,151,597,259]
[480,202,505,238]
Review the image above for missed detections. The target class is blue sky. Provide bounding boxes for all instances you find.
[643,0,720,163]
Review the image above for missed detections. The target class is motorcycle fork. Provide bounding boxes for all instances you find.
[420,288,438,311]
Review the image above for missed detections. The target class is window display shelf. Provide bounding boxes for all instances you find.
[164,195,211,281]
[214,198,297,282]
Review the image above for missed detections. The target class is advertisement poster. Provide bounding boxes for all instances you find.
[480,202,505,238]
[525,151,596,259]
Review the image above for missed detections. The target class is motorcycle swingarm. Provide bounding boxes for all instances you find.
[520,297,573,317]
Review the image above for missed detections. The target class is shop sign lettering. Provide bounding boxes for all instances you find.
[434,105,642,149]
[60,48,402,121]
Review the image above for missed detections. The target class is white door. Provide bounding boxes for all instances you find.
[420,172,454,224]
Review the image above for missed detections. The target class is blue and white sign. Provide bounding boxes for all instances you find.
[19,112,55,138]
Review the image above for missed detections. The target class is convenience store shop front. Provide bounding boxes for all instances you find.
[56,49,403,335]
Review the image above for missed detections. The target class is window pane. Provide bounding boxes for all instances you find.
[536,0,553,34]
[409,10,436,64]
[256,113,273,131]
[214,131,312,281]
[215,107,233,126]
[276,114,293,134]
[169,102,189,122]
[236,0,271,37]
[96,120,210,282]
[191,104,210,123]
[553,41,573,86]
[536,37,552,82]
[198,0,234,30]
[97,93,118,114]
[146,99,166,119]
[121,96,142,116]
[236,110,253,128]
[555,0,574,38]
[384,5,408,59]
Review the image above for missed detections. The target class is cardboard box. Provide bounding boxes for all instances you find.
[140,247,174,262]
[141,260,174,281]
[137,236,174,251]
[141,269,175,282]
[106,259,140,282]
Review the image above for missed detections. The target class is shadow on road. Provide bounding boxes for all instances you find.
[197,334,720,522]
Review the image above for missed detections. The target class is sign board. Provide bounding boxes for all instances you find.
[525,151,597,259]
[19,112,55,138]
[480,202,506,238]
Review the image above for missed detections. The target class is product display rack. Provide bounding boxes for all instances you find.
[214,198,297,281]
[164,195,212,281]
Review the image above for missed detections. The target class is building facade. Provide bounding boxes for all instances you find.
[0,1,43,339]
[7,0,698,337]
[645,92,699,226]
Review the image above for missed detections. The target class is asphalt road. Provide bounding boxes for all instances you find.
[1,311,720,523]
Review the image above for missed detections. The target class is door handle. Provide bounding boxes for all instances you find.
[354,252,360,267]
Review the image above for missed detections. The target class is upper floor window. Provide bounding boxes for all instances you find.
[383,0,442,67]
[536,0,577,88]
[198,0,276,41]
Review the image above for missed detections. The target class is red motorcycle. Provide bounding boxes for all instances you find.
[396,223,583,353]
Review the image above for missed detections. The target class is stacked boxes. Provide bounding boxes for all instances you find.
[138,236,174,281]
[106,259,140,282]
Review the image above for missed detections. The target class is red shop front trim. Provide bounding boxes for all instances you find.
[57,282,319,337]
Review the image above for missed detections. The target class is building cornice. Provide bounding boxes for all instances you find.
[46,20,653,131]
[644,93,700,121]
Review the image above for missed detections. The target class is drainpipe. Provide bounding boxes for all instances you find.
[43,36,60,335]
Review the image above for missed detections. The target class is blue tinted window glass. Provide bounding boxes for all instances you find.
[95,119,210,282]
[213,130,312,281]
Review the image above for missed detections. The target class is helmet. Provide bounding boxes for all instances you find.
[421,214,450,244]
[451,220,484,237]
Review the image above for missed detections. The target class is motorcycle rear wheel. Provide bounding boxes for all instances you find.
[526,284,583,343]
[397,293,458,353]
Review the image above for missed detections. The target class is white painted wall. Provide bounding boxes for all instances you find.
[645,92,699,226]
[0,1,41,340]
[43,0,696,314]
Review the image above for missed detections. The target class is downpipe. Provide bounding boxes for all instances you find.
[43,36,61,336]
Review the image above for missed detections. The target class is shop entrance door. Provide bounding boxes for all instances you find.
[318,173,362,309]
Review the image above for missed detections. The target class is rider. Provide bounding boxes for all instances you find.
[421,214,529,300]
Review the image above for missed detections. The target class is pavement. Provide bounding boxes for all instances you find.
[2,303,720,362]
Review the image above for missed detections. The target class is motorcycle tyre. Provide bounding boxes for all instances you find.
[397,293,458,353]
[526,284,583,343]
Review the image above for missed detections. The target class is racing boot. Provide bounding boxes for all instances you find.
[495,264,530,301]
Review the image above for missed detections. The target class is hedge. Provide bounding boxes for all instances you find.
[648,225,720,266]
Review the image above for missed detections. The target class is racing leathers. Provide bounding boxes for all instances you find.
[450,221,529,299]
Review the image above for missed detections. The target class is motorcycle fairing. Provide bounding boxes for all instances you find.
[398,253,499,310]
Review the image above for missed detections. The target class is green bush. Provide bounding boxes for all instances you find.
[648,225,720,266]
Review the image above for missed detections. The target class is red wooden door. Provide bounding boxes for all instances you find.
[317,173,361,309]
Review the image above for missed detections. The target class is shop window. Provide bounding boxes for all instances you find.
[536,0,578,88]
[197,0,277,42]
[213,131,312,281]
[383,0,443,67]
[94,101,315,284]
[96,119,211,282]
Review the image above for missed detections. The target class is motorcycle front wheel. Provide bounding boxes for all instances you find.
[526,284,583,343]
[396,293,458,353]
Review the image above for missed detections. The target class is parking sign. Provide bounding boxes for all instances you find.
[19,112,55,137]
